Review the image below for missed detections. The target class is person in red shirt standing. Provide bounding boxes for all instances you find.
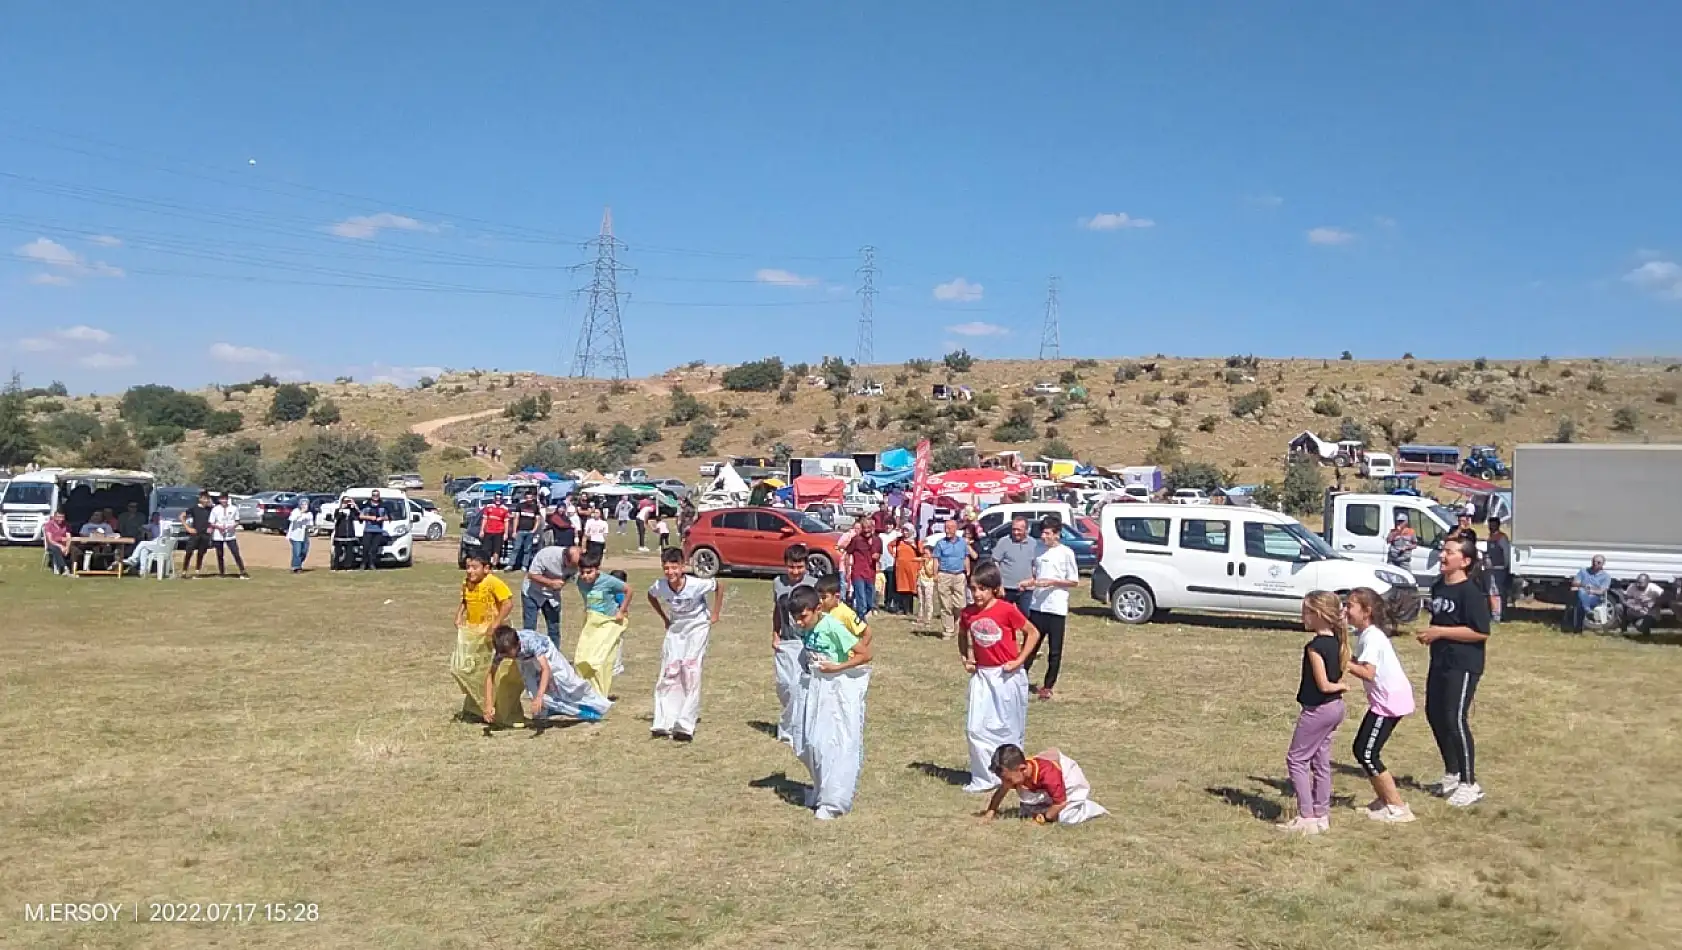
[842,518,883,621]
[479,494,511,570]
[957,561,1040,793]
[978,744,1109,826]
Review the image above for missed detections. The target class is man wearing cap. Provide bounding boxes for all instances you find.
[359,490,389,571]
[1385,512,1417,569]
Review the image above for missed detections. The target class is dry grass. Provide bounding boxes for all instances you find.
[3,548,1680,949]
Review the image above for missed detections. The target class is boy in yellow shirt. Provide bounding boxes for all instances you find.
[816,573,872,655]
[450,554,523,725]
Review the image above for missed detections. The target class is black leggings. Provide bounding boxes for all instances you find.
[1352,711,1401,777]
[1424,665,1481,785]
[214,539,246,575]
[1025,611,1066,690]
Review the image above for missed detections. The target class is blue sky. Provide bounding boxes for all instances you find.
[3,2,1681,392]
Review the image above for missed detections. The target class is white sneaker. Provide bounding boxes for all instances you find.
[1431,774,1461,797]
[1370,804,1417,823]
[1314,816,1330,833]
[1446,783,1484,808]
[814,806,843,821]
[961,779,998,794]
[1276,816,1323,835]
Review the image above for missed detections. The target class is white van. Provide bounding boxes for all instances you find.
[336,488,418,567]
[1360,452,1396,478]
[2,468,155,543]
[976,501,1076,536]
[1091,503,1419,624]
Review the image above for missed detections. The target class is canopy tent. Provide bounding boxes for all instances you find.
[924,468,1034,506]
[1287,431,1338,461]
[706,464,750,497]
[793,475,846,507]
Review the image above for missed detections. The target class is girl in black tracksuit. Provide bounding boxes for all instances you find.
[1417,536,1492,807]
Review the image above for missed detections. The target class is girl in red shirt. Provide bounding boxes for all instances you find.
[957,561,1041,793]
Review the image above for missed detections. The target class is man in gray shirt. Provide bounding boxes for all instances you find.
[990,515,1041,615]
[522,544,579,647]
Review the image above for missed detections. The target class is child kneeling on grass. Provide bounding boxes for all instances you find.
[789,585,873,820]
[978,744,1108,826]
[484,624,613,724]
[646,548,724,742]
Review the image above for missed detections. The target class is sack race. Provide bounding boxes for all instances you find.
[800,665,871,818]
[449,624,526,726]
[514,632,612,721]
[774,637,807,751]
[652,626,710,735]
[965,666,1029,791]
[573,611,628,698]
[1016,749,1109,825]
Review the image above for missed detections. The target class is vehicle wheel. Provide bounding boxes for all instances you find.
[1583,600,1623,634]
[1109,582,1155,624]
[457,555,467,570]
[426,524,444,541]
[1478,471,1493,481]
[690,547,721,578]
[807,553,835,576]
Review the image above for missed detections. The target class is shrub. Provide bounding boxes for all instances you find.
[417,375,437,389]
[904,358,933,374]
[120,384,212,431]
[931,443,974,472]
[1531,382,1556,396]
[601,423,645,469]
[666,387,709,425]
[876,406,892,430]
[1559,367,1574,378]
[1170,390,1191,406]
[776,384,795,405]
[722,357,786,392]
[196,439,265,495]
[974,392,999,412]
[1586,373,1607,393]
[309,400,342,426]
[1046,398,1069,422]
[204,409,244,436]
[1311,394,1342,416]
[1473,356,1488,371]
[518,439,576,473]
[680,422,717,457]
[504,392,552,423]
[1337,417,1367,442]
[1402,352,1415,361]
[30,399,63,414]
[596,394,611,413]
[1611,407,1639,432]
[943,349,975,373]
[1114,363,1140,383]
[991,402,1037,443]
[786,362,810,381]
[1145,430,1183,467]
[1486,404,1510,423]
[263,383,314,424]
[1280,456,1323,516]
[1140,391,1162,406]
[1339,350,1353,361]
[1467,388,1489,405]
[134,424,186,449]
[1410,381,1426,396]
[1041,438,1074,459]
[386,432,430,471]
[1058,369,1080,386]
[1196,414,1218,433]
[76,422,145,470]
[1230,389,1272,418]
[1658,390,1678,406]
[1165,460,1227,493]
[1551,417,1577,444]
[579,423,599,443]
[1089,408,1110,427]
[275,433,384,493]
[144,445,188,485]
[1073,359,1099,370]
[37,410,102,450]
[441,446,468,462]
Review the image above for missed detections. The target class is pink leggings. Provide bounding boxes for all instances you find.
[1286,699,1345,818]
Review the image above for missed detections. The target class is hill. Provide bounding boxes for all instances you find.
[16,355,1682,493]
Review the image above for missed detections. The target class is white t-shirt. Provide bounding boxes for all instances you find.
[649,575,716,637]
[1355,625,1414,718]
[1028,543,1079,616]
[209,504,240,541]
[286,507,315,542]
[584,518,609,544]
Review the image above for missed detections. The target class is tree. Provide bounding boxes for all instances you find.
[0,373,41,467]
[943,349,975,373]
[666,387,710,425]
[834,417,857,452]
[120,384,212,431]
[386,432,429,471]
[309,399,342,426]
[1312,395,1343,416]
[76,422,145,470]
[991,401,1037,443]
[1611,407,1639,433]
[680,421,718,457]
[37,410,101,450]
[721,357,786,392]
[204,409,244,436]
[265,383,314,423]
[503,393,551,423]
[1337,417,1367,443]
[1230,389,1272,418]
[275,433,384,493]
[602,422,644,470]
[1165,460,1228,494]
[144,445,189,485]
[518,439,576,473]
[638,420,662,444]
[820,355,853,393]
[931,443,973,472]
[1280,456,1324,515]
[417,376,437,389]
[195,439,265,495]
[1551,417,1577,444]
[133,424,186,449]
[1339,350,1354,361]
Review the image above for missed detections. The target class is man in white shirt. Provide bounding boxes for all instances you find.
[286,501,316,573]
[1021,514,1078,700]
[209,492,250,579]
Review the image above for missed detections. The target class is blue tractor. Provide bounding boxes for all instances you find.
[1460,445,1510,481]
[1377,473,1423,496]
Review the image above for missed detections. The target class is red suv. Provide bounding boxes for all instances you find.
[684,507,842,578]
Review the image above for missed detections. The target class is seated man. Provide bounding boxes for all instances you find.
[1566,555,1612,633]
[1620,574,1665,636]
[42,510,74,576]
[77,510,120,571]
[116,501,147,542]
[122,513,172,575]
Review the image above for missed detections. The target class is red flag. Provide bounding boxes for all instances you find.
[908,439,932,524]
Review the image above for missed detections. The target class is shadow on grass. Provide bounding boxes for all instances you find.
[748,771,810,808]
[908,628,951,639]
[1205,787,1283,822]
[1068,605,1300,632]
[908,761,971,786]
[746,720,780,739]
[1248,774,1356,810]
[1330,761,1429,792]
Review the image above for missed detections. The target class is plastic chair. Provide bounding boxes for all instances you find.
[143,534,179,580]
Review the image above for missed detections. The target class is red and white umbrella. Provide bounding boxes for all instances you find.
[924,468,1034,503]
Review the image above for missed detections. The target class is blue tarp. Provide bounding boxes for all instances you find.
[863,467,914,489]
[878,447,913,470]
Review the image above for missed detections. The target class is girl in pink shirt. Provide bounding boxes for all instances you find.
[1345,588,1417,824]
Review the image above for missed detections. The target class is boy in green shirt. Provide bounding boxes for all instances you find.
[789,586,873,819]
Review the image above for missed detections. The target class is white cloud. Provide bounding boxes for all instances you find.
[59,325,112,343]
[754,268,821,288]
[1625,260,1682,301]
[29,273,73,286]
[946,321,1009,337]
[88,234,123,247]
[15,325,115,352]
[13,237,124,280]
[1079,212,1155,231]
[78,352,136,369]
[209,342,286,365]
[1307,226,1356,246]
[326,212,438,239]
[933,278,984,303]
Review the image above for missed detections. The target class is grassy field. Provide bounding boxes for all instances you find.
[3,549,1680,949]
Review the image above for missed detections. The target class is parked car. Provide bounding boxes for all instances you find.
[802,502,854,531]
[653,477,690,497]
[976,520,1099,574]
[443,476,481,498]
[333,488,417,568]
[226,494,263,527]
[1170,488,1210,506]
[698,462,721,478]
[976,502,1076,536]
[1030,382,1063,395]
[411,497,447,541]
[153,485,203,528]
[683,507,841,578]
[388,472,425,491]
[1090,503,1419,625]
[854,382,884,396]
[250,491,302,533]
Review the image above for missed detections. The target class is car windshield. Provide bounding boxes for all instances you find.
[3,483,54,506]
[1284,521,1340,560]
[1430,505,1461,525]
[155,489,199,508]
[793,513,834,533]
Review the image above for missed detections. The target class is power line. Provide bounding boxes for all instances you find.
[855,245,878,366]
[1038,276,1061,360]
[571,208,632,379]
